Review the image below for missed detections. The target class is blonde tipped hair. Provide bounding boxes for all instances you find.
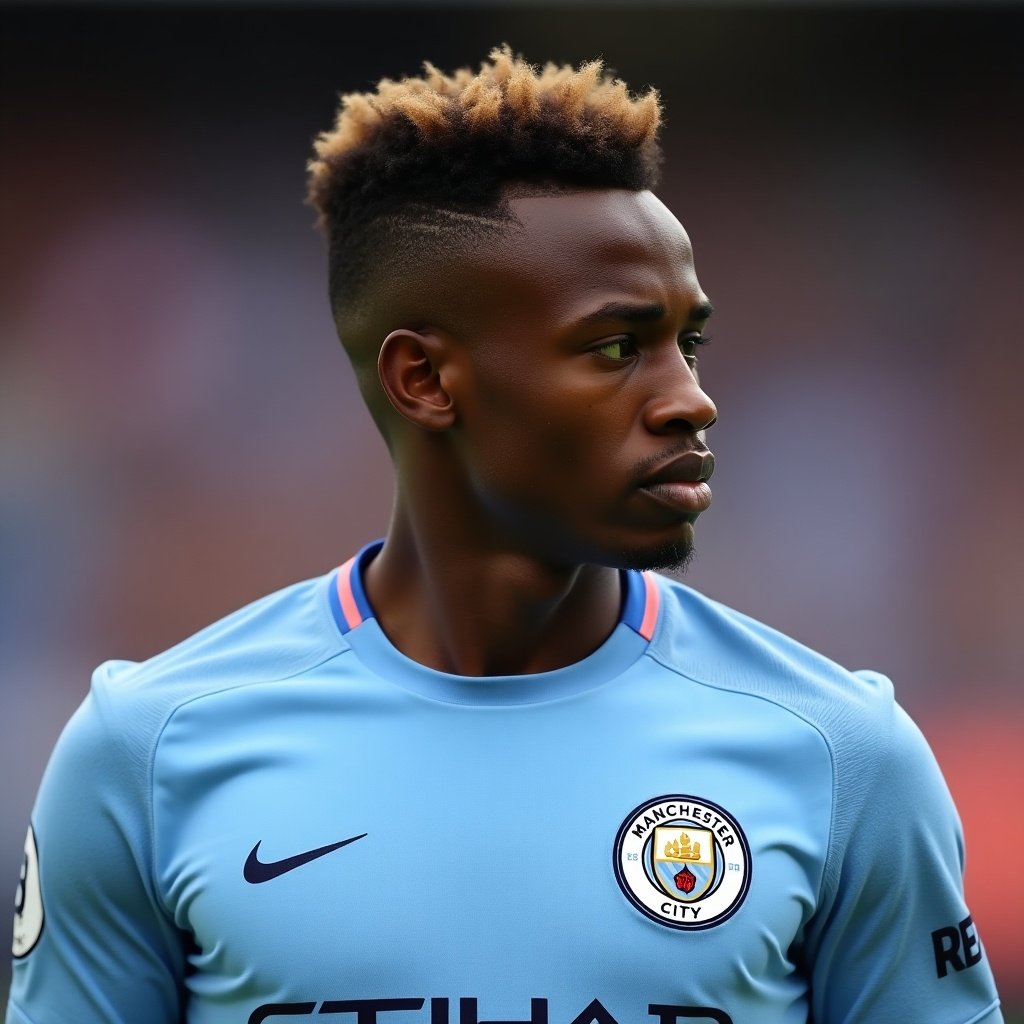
[309,46,663,318]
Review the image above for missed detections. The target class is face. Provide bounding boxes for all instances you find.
[437,189,718,572]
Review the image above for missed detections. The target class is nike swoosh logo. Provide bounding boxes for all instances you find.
[243,833,368,884]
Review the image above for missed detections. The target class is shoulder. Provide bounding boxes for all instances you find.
[85,571,348,761]
[647,573,895,742]
[645,576,923,834]
[28,572,348,904]
[647,574,959,902]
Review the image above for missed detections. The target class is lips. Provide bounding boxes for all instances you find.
[641,449,715,487]
[636,449,715,516]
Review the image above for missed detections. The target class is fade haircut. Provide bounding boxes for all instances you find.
[307,46,663,340]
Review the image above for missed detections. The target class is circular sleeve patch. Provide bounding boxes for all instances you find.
[613,795,751,930]
[13,824,44,958]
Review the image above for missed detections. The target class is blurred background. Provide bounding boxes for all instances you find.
[2,0,1022,1011]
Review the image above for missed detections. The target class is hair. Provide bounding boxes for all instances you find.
[307,46,663,333]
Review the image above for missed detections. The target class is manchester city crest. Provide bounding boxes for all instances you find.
[613,795,751,930]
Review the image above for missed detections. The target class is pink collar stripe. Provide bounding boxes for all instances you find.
[637,572,660,641]
[336,556,364,630]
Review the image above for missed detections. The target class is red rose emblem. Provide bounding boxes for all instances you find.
[674,866,697,893]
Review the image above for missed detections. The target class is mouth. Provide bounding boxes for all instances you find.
[638,479,713,515]
[636,449,715,515]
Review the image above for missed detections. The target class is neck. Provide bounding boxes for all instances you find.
[362,501,623,677]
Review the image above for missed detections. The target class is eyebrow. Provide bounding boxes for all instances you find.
[576,299,715,327]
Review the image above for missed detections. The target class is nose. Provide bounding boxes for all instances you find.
[643,349,718,435]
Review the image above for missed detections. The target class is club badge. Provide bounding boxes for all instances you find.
[613,795,751,930]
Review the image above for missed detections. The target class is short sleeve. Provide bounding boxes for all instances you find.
[6,683,185,1023]
[805,695,1002,1024]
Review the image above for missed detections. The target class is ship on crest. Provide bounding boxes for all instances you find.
[662,831,701,862]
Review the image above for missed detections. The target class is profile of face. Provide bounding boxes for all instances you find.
[436,189,718,573]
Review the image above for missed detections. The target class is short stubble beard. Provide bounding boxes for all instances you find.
[617,538,695,574]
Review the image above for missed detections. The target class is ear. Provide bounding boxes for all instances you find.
[377,328,457,431]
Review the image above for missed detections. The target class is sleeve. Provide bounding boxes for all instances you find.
[6,681,186,1024]
[805,691,1003,1024]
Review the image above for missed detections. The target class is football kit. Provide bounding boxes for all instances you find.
[8,541,1003,1024]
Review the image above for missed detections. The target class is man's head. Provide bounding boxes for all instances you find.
[308,48,717,572]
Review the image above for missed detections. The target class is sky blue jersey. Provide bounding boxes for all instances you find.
[8,542,1002,1024]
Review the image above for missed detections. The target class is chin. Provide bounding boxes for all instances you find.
[615,535,696,574]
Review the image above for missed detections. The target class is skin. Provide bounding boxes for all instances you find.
[360,188,717,677]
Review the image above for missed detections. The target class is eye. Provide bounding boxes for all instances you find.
[679,334,712,364]
[593,336,637,361]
